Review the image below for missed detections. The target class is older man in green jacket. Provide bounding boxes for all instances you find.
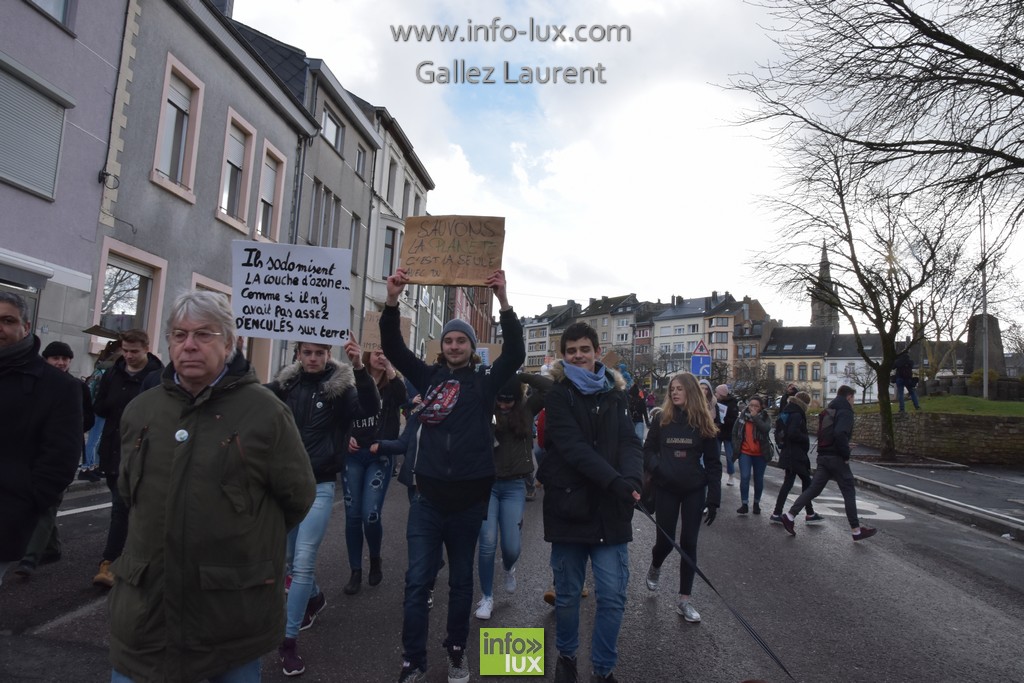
[109,291,315,683]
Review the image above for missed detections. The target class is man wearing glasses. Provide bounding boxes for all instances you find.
[107,290,315,683]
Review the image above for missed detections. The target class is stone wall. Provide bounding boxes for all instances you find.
[852,413,1024,466]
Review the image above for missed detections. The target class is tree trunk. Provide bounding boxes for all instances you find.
[875,376,898,461]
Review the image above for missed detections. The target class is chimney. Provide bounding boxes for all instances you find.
[209,0,234,17]
[590,298,596,306]
[743,303,750,320]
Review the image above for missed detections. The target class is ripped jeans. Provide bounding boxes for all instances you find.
[343,448,393,570]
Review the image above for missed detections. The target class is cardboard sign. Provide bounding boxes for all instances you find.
[231,240,352,344]
[425,339,504,366]
[400,215,505,285]
[361,310,413,352]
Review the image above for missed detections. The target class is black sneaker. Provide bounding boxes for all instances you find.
[554,654,578,683]
[781,513,796,536]
[752,502,761,515]
[591,672,619,683]
[343,569,362,595]
[853,526,878,541]
[13,561,35,579]
[397,661,427,683]
[300,591,326,631]
[279,637,305,677]
[736,503,748,514]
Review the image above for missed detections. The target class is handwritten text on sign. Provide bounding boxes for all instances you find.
[400,215,505,285]
[361,310,412,352]
[230,240,352,344]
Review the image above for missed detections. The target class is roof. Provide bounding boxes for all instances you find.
[829,333,882,358]
[652,293,734,321]
[579,294,636,317]
[762,326,836,357]
[230,20,308,103]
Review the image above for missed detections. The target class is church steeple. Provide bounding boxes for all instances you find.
[810,241,840,333]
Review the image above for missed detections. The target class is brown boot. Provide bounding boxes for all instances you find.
[92,560,115,588]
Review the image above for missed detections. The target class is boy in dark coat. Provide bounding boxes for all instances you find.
[769,391,823,525]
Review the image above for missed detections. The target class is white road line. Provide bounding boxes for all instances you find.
[30,596,108,635]
[895,485,1024,525]
[57,502,112,517]
[859,461,961,488]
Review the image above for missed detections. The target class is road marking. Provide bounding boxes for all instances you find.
[895,485,1024,525]
[57,502,112,517]
[806,496,906,521]
[858,462,961,489]
[30,596,108,635]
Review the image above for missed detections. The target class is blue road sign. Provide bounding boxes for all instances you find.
[691,354,711,377]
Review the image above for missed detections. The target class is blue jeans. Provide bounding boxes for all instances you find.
[896,378,920,411]
[477,478,526,597]
[342,448,393,569]
[633,421,645,441]
[402,491,487,668]
[112,659,260,683]
[84,416,104,469]
[550,542,629,677]
[285,481,335,639]
[738,453,767,505]
[719,438,734,475]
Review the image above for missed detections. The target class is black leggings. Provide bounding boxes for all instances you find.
[651,485,706,595]
[773,468,815,516]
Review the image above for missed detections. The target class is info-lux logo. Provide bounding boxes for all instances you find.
[479,628,544,676]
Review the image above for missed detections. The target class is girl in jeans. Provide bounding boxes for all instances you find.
[343,349,407,594]
[730,395,772,515]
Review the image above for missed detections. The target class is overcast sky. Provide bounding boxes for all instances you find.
[232,0,1020,333]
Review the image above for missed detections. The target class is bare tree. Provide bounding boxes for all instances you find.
[731,359,786,406]
[102,266,140,315]
[843,361,879,404]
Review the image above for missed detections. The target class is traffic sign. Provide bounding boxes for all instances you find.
[693,340,710,356]
[691,354,711,377]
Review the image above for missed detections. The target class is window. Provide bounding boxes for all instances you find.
[349,215,360,255]
[601,332,608,342]
[322,108,343,151]
[29,0,71,24]
[688,324,699,334]
[386,159,398,205]
[602,317,608,327]
[812,363,821,381]
[382,227,398,277]
[798,363,808,381]
[616,333,628,343]
[714,349,728,360]
[218,112,256,227]
[255,142,285,241]
[767,363,776,379]
[660,326,671,336]
[806,343,816,350]
[307,181,340,247]
[0,57,71,199]
[152,55,203,202]
[659,344,670,353]
[686,340,697,352]
[784,363,794,381]
[712,332,728,343]
[95,238,167,349]
[355,145,367,176]
[783,344,794,351]
[402,180,411,219]
[830,362,837,374]
[413,194,422,217]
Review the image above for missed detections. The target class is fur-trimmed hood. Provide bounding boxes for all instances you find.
[787,394,809,414]
[549,359,627,391]
[271,358,356,399]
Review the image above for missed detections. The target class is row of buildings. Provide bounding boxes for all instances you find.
[3,0,497,381]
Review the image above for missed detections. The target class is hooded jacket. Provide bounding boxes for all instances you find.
[818,394,855,460]
[380,304,525,510]
[94,352,164,474]
[108,354,315,683]
[537,361,643,545]
[777,395,810,472]
[0,335,83,561]
[267,358,380,482]
[731,405,772,457]
[643,408,722,507]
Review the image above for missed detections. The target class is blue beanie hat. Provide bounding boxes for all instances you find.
[441,319,477,350]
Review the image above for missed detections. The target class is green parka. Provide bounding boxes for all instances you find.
[109,356,316,683]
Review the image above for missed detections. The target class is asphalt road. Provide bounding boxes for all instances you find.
[2,463,1022,683]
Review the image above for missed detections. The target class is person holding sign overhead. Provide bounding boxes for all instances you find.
[381,267,525,683]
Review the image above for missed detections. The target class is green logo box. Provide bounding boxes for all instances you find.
[479,627,545,676]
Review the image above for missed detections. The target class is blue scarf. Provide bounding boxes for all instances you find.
[562,360,610,395]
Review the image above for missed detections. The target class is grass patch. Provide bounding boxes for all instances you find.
[847,395,1024,417]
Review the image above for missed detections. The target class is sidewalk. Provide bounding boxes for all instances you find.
[837,441,1024,542]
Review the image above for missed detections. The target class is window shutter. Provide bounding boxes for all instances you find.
[167,73,192,112]
[260,158,277,199]
[0,71,65,198]
[227,125,246,166]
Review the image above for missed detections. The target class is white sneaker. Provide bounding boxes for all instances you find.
[726,475,735,486]
[474,595,493,620]
[504,564,517,594]
[676,599,701,623]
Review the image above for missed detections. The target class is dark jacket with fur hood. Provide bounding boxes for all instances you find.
[267,358,379,482]
[777,395,810,473]
[537,361,643,545]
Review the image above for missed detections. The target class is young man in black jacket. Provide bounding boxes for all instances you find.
[537,323,643,683]
[781,385,877,540]
[381,267,525,683]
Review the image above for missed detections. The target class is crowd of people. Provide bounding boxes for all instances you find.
[1,278,880,683]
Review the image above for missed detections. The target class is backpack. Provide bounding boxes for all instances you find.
[817,408,838,449]
[773,413,788,449]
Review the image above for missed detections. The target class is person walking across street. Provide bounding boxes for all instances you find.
[780,385,877,541]
[0,292,82,587]
[108,290,316,683]
[769,391,824,525]
[381,267,525,683]
[267,337,380,675]
[643,373,721,624]
[91,328,163,588]
[537,322,643,683]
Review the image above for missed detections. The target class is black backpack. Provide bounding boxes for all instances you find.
[817,408,838,449]
[773,413,788,449]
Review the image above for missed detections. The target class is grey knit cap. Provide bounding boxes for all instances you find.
[441,319,478,350]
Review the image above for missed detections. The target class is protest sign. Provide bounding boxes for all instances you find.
[400,215,505,285]
[361,310,413,352]
[230,240,352,344]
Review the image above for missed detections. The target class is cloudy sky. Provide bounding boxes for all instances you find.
[231,1,875,328]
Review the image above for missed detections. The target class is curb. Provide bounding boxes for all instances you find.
[853,474,1024,543]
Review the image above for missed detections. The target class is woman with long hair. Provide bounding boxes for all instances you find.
[643,372,721,623]
[343,348,407,593]
[731,395,772,515]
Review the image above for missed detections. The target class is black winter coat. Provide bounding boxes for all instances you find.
[818,395,855,460]
[349,376,407,447]
[643,410,722,508]
[537,362,643,546]
[93,353,163,474]
[776,399,810,475]
[1,336,83,560]
[717,394,739,440]
[267,359,380,483]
